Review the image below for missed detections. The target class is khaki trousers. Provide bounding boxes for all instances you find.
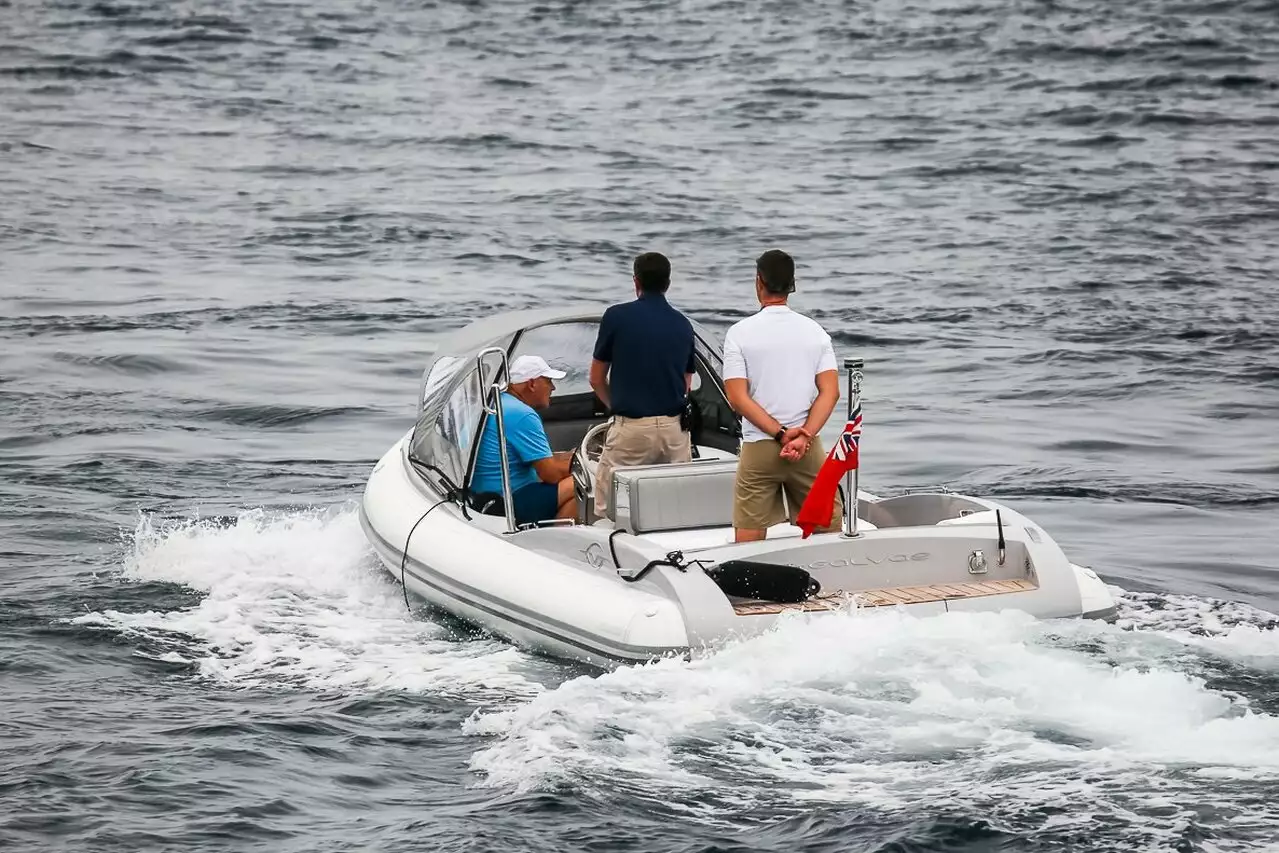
[733,437,844,531]
[593,415,692,518]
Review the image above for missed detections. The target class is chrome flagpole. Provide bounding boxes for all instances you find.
[841,358,863,539]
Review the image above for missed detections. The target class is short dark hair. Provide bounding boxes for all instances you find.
[633,252,671,293]
[756,249,795,294]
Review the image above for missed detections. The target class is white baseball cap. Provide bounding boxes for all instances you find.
[508,354,567,385]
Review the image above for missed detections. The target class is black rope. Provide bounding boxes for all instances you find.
[607,529,624,569]
[407,456,466,512]
[398,498,450,612]
[406,456,456,491]
[996,508,1006,565]
[619,549,714,584]
[608,531,712,583]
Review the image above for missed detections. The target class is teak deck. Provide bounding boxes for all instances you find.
[732,578,1038,616]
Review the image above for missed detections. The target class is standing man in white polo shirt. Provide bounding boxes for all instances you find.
[721,249,843,542]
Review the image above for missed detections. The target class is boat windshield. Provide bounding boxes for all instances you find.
[407,320,597,493]
[408,355,484,491]
[507,320,597,397]
[420,354,463,411]
[407,312,737,492]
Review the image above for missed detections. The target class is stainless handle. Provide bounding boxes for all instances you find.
[475,346,516,532]
[476,346,509,415]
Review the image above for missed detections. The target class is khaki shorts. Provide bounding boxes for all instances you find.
[733,437,844,531]
[594,415,692,517]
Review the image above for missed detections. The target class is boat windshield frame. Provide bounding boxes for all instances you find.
[406,305,734,502]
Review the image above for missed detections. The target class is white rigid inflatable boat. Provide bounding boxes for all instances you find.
[359,305,1117,668]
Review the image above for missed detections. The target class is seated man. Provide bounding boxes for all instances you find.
[471,354,576,525]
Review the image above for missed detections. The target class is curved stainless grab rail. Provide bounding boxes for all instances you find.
[476,346,516,533]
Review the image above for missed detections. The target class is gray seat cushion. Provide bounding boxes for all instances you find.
[607,459,740,534]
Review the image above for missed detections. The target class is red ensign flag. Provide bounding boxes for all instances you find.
[795,403,861,538]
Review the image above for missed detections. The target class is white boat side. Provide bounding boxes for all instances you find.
[361,435,1117,668]
[361,433,691,666]
[359,306,1118,668]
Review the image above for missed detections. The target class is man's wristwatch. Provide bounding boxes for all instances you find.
[773,428,786,443]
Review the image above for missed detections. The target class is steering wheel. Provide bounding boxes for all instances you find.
[570,420,611,499]
[579,420,610,464]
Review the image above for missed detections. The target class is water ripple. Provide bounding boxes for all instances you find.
[3,0,1279,850]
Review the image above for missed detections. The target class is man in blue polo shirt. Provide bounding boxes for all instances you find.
[472,354,576,524]
[589,251,697,518]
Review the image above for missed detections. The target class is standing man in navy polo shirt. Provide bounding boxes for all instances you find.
[589,252,697,518]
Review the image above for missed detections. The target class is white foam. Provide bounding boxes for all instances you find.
[71,507,1279,846]
[465,605,1279,840]
[73,505,543,700]
[1196,622,1279,662]
[1113,587,1279,668]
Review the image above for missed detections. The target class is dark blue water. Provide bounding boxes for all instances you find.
[3,1,1279,850]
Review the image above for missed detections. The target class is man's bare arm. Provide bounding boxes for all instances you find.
[531,451,573,484]
[777,369,841,458]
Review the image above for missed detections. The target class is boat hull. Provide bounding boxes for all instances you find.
[360,435,1117,669]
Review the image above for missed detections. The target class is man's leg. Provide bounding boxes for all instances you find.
[512,482,569,526]
[732,440,786,542]
[509,484,533,526]
[782,437,844,532]
[658,415,693,464]
[593,420,623,519]
[555,476,576,520]
[593,418,660,519]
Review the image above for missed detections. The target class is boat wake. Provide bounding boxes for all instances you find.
[70,503,548,703]
[464,587,1279,848]
[72,504,1279,850]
